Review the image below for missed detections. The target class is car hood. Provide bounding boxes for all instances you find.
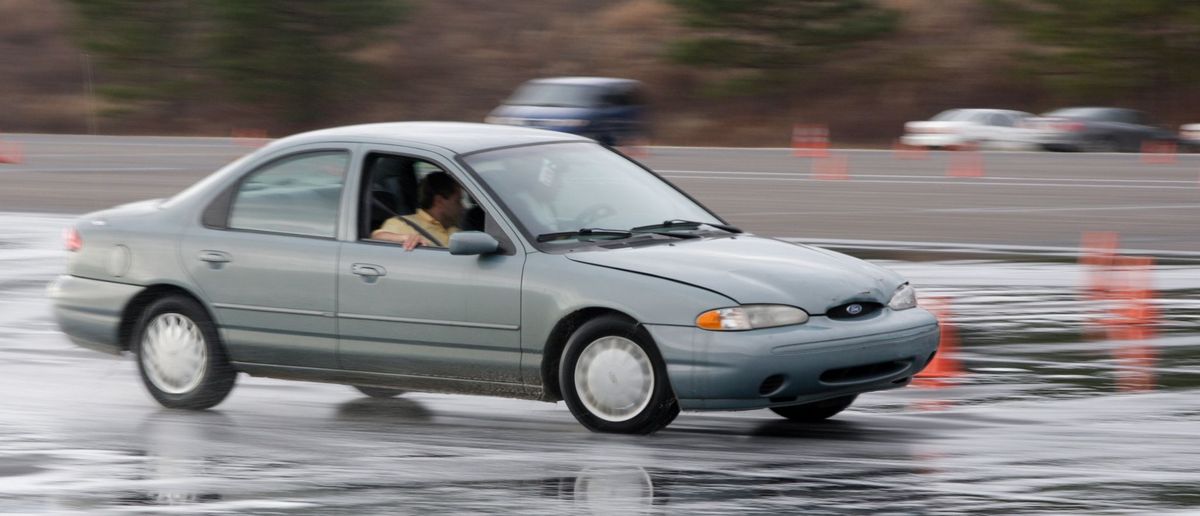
[564,235,906,314]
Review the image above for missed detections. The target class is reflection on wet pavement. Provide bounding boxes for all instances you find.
[2,212,1199,514]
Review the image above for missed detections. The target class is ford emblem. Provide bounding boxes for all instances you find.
[846,304,863,315]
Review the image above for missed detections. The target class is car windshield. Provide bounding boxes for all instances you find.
[931,110,977,122]
[463,142,722,244]
[1044,108,1110,120]
[505,83,602,108]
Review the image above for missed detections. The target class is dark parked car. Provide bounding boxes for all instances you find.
[485,77,646,145]
[1028,107,1176,152]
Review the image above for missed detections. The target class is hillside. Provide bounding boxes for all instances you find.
[0,0,1194,145]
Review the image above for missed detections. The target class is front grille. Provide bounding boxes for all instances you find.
[820,360,909,384]
[826,301,882,320]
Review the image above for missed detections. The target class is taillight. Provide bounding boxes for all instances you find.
[1053,122,1084,132]
[64,227,82,252]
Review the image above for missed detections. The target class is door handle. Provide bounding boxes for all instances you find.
[351,263,386,277]
[198,250,232,263]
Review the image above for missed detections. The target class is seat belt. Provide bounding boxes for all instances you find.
[397,215,443,247]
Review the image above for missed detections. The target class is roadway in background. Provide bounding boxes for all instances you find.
[1,134,1198,252]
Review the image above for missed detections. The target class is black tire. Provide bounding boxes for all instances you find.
[769,395,857,422]
[353,385,405,399]
[559,315,679,434]
[133,295,236,410]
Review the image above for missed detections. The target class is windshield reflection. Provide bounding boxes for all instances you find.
[464,142,720,244]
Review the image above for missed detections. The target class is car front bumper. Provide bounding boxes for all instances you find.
[646,307,940,411]
[900,134,966,148]
[48,274,143,355]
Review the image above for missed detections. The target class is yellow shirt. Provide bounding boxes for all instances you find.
[372,209,459,247]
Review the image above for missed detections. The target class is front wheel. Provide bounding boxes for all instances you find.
[770,395,857,422]
[559,315,679,434]
[134,295,236,410]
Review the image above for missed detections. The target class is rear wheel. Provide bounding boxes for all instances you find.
[559,315,679,434]
[770,395,857,422]
[134,295,236,410]
[353,385,405,398]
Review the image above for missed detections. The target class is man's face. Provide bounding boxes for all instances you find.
[437,187,465,223]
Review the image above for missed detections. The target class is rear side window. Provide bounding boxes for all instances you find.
[228,151,349,238]
[988,113,1015,127]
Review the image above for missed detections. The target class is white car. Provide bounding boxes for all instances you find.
[902,109,1036,150]
[1181,124,1200,152]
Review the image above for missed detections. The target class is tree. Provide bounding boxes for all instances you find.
[989,0,1200,104]
[207,0,408,124]
[667,0,898,93]
[68,0,407,126]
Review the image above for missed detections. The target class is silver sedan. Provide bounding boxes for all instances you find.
[50,122,939,434]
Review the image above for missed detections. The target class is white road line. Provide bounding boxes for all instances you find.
[660,169,1199,185]
[0,167,188,172]
[926,204,1200,214]
[661,174,1200,190]
[781,237,1200,259]
[27,152,243,158]
[729,203,1200,218]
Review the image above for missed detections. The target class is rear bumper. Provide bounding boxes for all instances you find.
[647,308,940,411]
[48,274,142,355]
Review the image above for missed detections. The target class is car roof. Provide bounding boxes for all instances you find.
[525,76,641,87]
[937,108,1030,116]
[1044,107,1138,116]
[269,121,590,155]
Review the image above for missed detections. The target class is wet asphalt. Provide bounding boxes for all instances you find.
[2,212,1199,515]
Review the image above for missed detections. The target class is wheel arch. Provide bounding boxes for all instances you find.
[117,283,214,352]
[539,307,638,402]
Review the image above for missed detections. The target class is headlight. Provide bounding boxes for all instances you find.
[696,305,809,331]
[556,119,590,128]
[888,283,917,311]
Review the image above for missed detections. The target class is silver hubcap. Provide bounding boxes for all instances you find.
[574,336,654,422]
[141,313,208,395]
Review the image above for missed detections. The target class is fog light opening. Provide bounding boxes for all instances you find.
[758,374,788,396]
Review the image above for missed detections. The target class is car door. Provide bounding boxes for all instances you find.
[180,145,352,369]
[337,146,526,385]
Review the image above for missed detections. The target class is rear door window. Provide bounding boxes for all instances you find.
[228,151,349,238]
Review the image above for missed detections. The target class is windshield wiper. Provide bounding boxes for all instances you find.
[536,228,633,243]
[630,219,742,234]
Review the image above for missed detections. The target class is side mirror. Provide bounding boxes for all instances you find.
[448,231,500,256]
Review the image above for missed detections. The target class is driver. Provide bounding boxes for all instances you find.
[503,156,563,234]
[371,171,464,251]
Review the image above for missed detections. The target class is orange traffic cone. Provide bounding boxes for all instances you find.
[811,153,850,180]
[792,124,830,158]
[916,297,963,380]
[231,128,269,148]
[1140,140,1177,165]
[947,145,984,177]
[1080,231,1120,303]
[0,139,24,164]
[620,137,650,159]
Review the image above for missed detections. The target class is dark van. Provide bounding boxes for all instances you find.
[485,77,645,145]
